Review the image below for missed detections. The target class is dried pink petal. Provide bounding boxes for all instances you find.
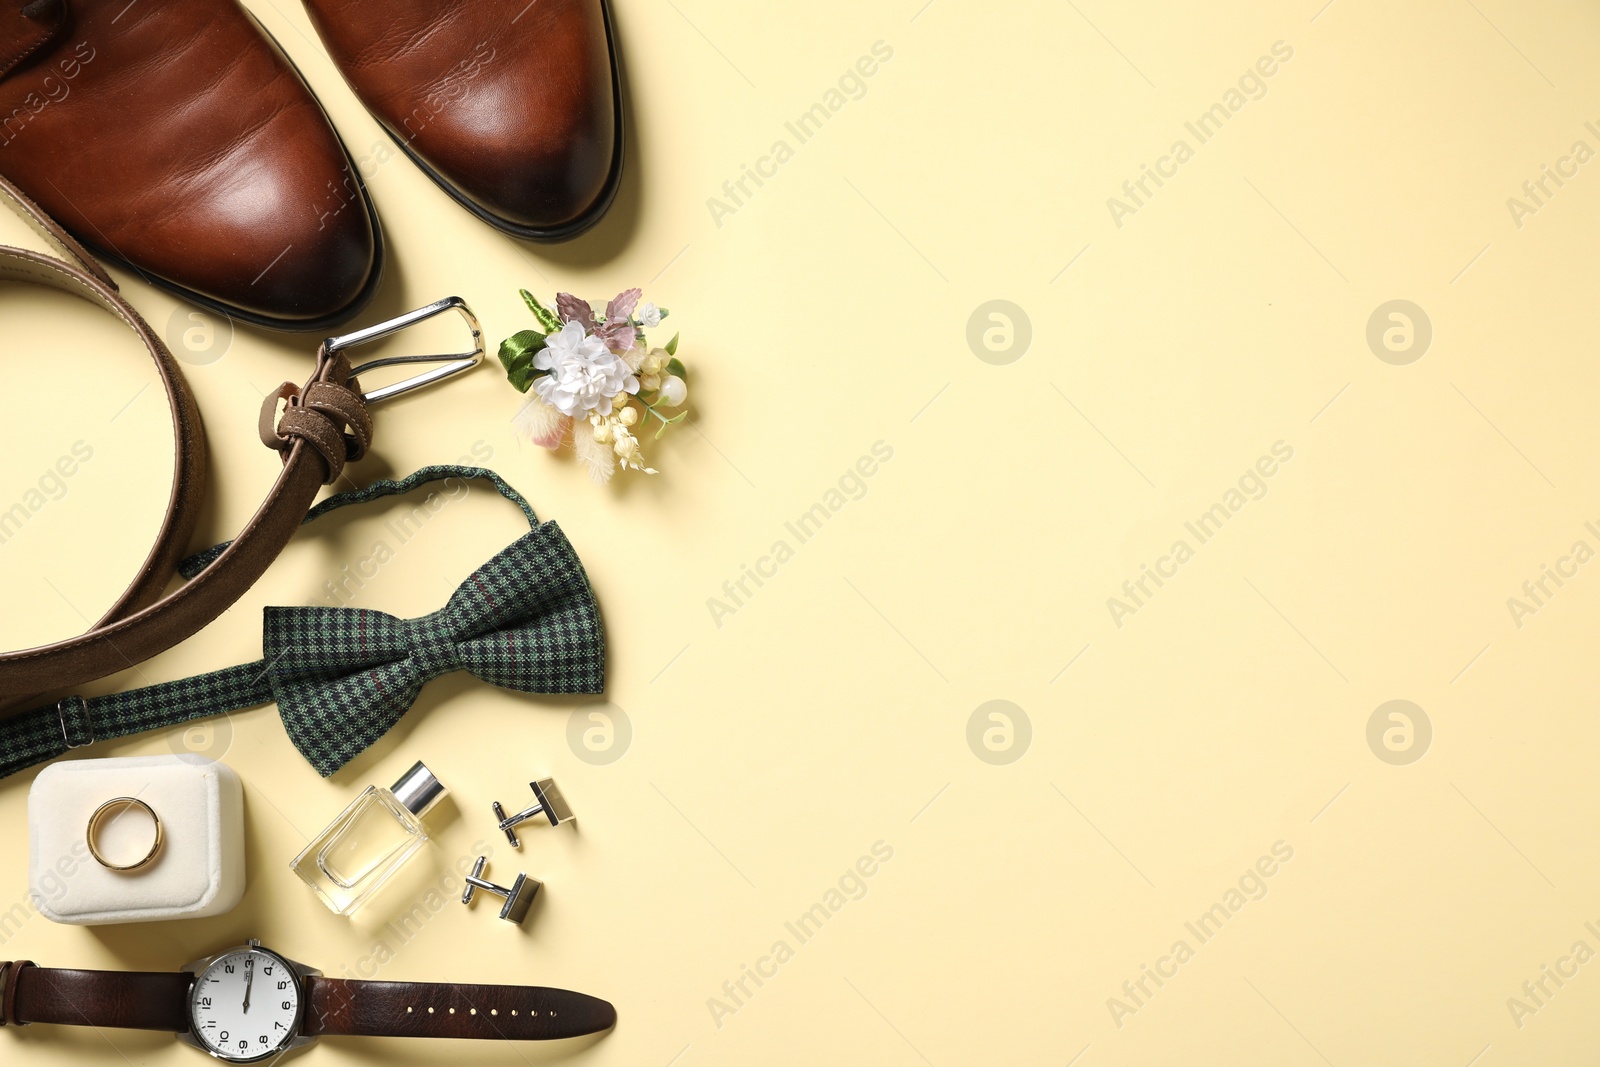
[594,320,637,355]
[556,292,596,327]
[606,287,642,324]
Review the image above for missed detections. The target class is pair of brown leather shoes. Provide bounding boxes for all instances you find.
[0,0,621,330]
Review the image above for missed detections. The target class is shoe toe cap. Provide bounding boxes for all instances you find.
[433,97,617,233]
[160,152,378,327]
[395,7,619,235]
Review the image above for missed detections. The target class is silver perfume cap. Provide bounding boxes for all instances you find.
[390,761,446,818]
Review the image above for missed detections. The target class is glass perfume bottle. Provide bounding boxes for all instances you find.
[291,761,446,915]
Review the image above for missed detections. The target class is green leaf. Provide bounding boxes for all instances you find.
[657,307,670,321]
[497,329,547,393]
[666,357,687,379]
[665,332,680,356]
[520,290,562,333]
[498,329,546,368]
[654,410,687,440]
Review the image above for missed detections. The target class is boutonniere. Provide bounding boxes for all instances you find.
[498,288,689,484]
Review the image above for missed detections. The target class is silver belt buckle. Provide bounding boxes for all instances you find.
[324,295,485,404]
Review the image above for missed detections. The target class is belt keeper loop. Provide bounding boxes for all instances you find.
[1,960,35,1026]
[259,382,300,454]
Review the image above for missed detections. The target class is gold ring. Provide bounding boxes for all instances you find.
[86,797,163,872]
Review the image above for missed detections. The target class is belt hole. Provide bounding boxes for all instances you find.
[428,1007,435,1014]
[491,1009,498,1016]
[448,1008,455,1014]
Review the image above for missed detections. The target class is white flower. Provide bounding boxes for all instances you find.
[532,320,639,418]
[638,301,662,328]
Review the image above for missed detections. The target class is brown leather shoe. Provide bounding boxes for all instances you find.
[303,0,623,241]
[0,0,382,330]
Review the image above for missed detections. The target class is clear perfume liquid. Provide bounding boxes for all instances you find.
[291,787,429,915]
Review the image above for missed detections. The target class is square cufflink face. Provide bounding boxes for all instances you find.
[501,873,540,924]
[531,779,574,827]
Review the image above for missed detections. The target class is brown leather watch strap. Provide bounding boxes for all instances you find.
[303,976,617,1041]
[1,962,191,1032]
[0,962,616,1043]
[0,172,371,713]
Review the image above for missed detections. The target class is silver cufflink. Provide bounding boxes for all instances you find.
[460,857,540,925]
[492,778,575,848]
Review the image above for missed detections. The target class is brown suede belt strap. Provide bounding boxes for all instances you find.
[0,172,373,714]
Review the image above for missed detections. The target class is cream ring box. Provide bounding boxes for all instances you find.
[28,755,245,925]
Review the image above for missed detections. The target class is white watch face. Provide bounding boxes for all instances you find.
[188,947,303,1062]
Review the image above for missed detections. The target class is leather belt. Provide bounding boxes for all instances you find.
[0,174,482,716]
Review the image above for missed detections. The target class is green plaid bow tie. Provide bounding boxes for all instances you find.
[0,467,605,780]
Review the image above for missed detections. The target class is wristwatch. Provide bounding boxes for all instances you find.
[0,941,615,1061]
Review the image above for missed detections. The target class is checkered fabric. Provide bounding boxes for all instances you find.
[0,466,605,780]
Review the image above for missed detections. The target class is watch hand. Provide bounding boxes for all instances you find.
[243,955,254,1013]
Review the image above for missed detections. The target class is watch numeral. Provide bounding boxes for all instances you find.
[278,981,289,990]
[281,1001,292,1011]
[200,997,212,1008]
[263,965,273,976]
[224,964,236,974]
[259,1035,268,1045]
[274,1022,287,1032]
[238,1040,248,1051]
[219,1031,229,1042]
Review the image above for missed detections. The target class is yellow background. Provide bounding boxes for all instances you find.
[3,0,1600,1063]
